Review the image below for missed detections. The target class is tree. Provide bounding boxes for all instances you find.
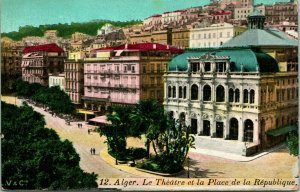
[287,131,298,156]
[2,102,97,190]
[130,100,168,157]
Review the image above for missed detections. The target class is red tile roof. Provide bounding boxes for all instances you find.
[23,43,64,53]
[212,11,232,16]
[92,43,183,53]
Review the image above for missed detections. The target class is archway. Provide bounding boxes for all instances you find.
[191,84,199,100]
[216,85,225,102]
[203,85,211,101]
[203,120,210,136]
[229,118,239,140]
[244,119,254,142]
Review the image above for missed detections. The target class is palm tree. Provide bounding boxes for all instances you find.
[130,99,167,157]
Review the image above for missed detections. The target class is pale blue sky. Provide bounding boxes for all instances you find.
[1,0,290,33]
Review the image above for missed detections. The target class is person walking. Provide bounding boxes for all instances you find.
[92,148,96,155]
[90,148,93,155]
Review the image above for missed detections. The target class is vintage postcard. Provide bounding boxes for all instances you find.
[1,0,299,191]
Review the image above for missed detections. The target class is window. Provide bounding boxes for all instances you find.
[217,62,226,72]
[216,85,225,102]
[235,89,240,102]
[229,88,234,102]
[243,89,249,103]
[204,62,211,72]
[203,85,211,101]
[192,62,200,72]
[183,86,187,99]
[124,66,127,72]
[143,65,146,73]
[168,86,172,98]
[179,86,183,98]
[250,90,255,104]
[173,86,176,98]
[191,84,199,100]
[132,66,135,73]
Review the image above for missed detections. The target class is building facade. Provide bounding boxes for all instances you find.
[49,73,65,90]
[1,37,23,93]
[164,48,297,156]
[189,23,246,48]
[21,43,66,86]
[79,43,182,120]
[65,51,85,105]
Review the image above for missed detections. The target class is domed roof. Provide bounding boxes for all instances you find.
[168,48,279,73]
[249,8,264,17]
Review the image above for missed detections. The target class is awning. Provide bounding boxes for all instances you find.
[77,109,96,115]
[266,125,298,137]
[89,115,111,124]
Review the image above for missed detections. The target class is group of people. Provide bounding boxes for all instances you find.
[77,123,83,128]
[90,148,96,155]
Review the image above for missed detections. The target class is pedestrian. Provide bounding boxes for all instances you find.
[80,123,82,128]
[90,148,93,155]
[88,129,90,134]
[93,148,96,155]
[77,123,79,128]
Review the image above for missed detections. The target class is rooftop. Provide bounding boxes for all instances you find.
[168,48,279,73]
[222,28,298,48]
[92,43,183,53]
[23,43,64,53]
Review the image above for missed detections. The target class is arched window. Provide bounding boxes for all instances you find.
[191,84,199,100]
[229,118,239,140]
[250,89,255,104]
[179,86,183,98]
[229,88,234,102]
[173,86,176,98]
[203,85,211,101]
[235,89,240,102]
[183,86,187,99]
[216,85,225,102]
[244,119,253,142]
[168,86,172,98]
[243,89,249,103]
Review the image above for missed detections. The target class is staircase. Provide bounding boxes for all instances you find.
[194,136,246,155]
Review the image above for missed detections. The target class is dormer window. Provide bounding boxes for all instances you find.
[216,62,226,72]
[191,62,200,72]
[204,62,211,72]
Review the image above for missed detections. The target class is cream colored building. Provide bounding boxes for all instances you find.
[49,74,65,90]
[234,6,254,20]
[189,23,246,48]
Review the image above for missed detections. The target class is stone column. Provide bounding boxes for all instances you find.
[238,117,244,141]
[198,113,203,135]
[211,116,216,137]
[253,119,259,143]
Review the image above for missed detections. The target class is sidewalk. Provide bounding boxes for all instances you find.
[190,143,286,162]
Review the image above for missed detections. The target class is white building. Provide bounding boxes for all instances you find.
[189,23,246,48]
[49,73,65,90]
[234,6,254,20]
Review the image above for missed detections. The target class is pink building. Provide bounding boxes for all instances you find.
[80,43,182,120]
[212,11,233,23]
[21,43,65,86]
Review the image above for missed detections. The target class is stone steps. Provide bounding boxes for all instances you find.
[194,136,245,155]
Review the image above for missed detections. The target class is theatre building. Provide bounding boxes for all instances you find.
[163,10,298,156]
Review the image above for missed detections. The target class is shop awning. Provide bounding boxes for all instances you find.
[266,125,298,137]
[89,115,111,124]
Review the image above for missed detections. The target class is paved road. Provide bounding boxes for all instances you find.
[2,96,298,179]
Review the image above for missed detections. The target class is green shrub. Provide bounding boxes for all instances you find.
[108,147,147,161]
